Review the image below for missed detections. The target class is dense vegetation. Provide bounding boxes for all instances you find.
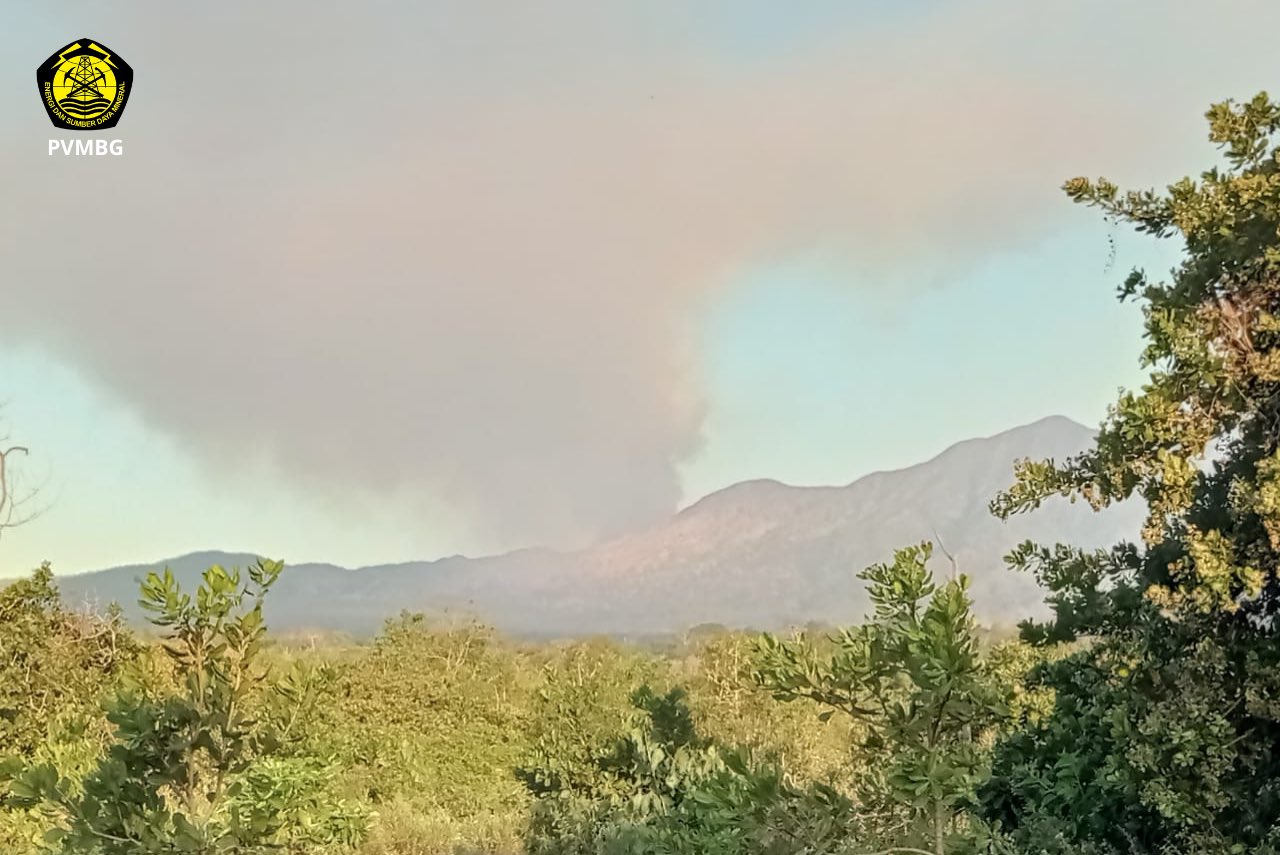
[3,91,1280,853]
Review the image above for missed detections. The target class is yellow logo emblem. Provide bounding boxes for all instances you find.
[37,38,134,130]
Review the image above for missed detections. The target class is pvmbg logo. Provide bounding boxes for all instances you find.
[37,38,133,130]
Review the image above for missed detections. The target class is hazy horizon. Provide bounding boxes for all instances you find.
[46,412,1093,576]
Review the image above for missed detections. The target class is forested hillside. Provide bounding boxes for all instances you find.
[4,92,1280,855]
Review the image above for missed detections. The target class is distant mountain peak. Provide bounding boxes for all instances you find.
[677,477,798,516]
[684,417,1093,508]
[916,414,1093,460]
[54,414,1137,638]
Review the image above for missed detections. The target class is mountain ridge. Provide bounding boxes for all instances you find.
[49,415,1141,637]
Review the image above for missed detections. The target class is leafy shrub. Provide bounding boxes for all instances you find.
[754,543,1011,854]
[12,559,366,854]
[320,614,536,851]
[0,565,137,852]
[520,678,874,855]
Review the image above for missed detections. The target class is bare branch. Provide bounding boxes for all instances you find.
[0,444,30,530]
[930,525,959,581]
[0,412,48,538]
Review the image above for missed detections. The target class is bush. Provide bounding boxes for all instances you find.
[11,560,366,854]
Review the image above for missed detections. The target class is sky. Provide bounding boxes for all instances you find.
[0,1,1273,576]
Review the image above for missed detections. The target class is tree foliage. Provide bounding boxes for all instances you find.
[0,565,136,851]
[0,565,134,765]
[519,679,866,855]
[754,543,1010,855]
[981,92,1280,854]
[12,560,365,854]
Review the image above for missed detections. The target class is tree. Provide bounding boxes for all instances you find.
[327,613,530,839]
[0,565,136,851]
[520,677,866,855]
[753,543,1007,855]
[13,559,364,854]
[0,565,134,762]
[980,93,1280,854]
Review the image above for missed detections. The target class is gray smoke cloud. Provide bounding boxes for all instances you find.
[1,0,1276,549]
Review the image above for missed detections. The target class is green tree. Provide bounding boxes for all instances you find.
[980,92,1280,854]
[674,630,861,787]
[519,683,727,855]
[14,559,364,854]
[520,677,864,855]
[323,613,533,854]
[753,543,1006,855]
[0,565,136,851]
[0,566,134,766]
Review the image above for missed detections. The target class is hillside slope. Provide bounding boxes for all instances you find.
[54,416,1142,636]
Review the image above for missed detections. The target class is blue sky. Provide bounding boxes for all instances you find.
[0,1,1263,576]
[688,227,1160,497]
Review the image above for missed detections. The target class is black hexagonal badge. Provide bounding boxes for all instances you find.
[37,38,134,131]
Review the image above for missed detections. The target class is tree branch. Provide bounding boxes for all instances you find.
[931,526,959,581]
[0,444,30,531]
[0,424,50,535]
